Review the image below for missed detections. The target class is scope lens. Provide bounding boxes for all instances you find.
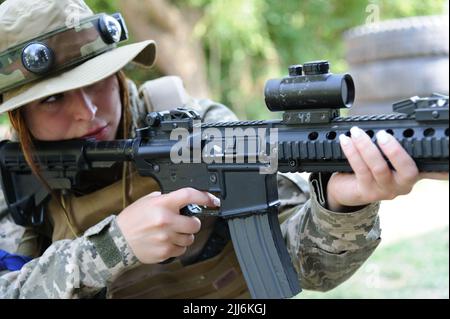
[342,80,348,105]
[341,75,355,107]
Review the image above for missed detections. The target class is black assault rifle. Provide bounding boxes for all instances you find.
[1,61,448,299]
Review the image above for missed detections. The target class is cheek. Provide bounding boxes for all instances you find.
[23,108,72,141]
[22,105,61,141]
[96,79,122,134]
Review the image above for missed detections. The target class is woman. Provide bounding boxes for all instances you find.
[0,0,445,299]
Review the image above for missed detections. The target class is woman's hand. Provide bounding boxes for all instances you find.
[116,188,220,264]
[327,126,448,212]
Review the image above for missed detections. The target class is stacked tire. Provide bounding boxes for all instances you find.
[344,15,449,115]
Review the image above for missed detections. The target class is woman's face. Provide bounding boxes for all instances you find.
[23,74,122,141]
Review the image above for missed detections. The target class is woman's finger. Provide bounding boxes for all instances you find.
[350,126,393,188]
[339,133,373,186]
[376,130,419,188]
[171,215,202,234]
[146,191,162,199]
[171,233,195,248]
[158,245,187,262]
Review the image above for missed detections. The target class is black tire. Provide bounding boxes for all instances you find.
[344,15,449,65]
[350,56,449,103]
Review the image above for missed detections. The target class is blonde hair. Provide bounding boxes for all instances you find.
[7,70,132,235]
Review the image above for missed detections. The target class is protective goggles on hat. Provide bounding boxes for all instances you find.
[0,13,129,94]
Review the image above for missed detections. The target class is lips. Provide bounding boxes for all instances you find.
[81,125,109,140]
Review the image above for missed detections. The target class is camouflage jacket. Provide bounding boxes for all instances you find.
[0,78,381,298]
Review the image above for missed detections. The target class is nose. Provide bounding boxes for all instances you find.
[68,88,98,121]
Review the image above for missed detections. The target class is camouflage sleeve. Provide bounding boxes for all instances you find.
[279,173,381,292]
[0,215,140,298]
[0,190,26,254]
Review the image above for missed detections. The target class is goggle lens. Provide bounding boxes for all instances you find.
[99,15,122,44]
[16,14,127,77]
[21,43,55,75]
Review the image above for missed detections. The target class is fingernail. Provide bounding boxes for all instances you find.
[209,194,221,207]
[339,134,351,146]
[376,130,392,145]
[350,126,362,139]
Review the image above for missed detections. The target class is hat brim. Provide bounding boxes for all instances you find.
[0,40,156,114]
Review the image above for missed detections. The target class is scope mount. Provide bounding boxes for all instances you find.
[265,60,354,125]
[283,108,341,125]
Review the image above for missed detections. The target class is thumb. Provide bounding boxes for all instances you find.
[146,191,162,199]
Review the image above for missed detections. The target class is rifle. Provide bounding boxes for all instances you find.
[1,61,448,299]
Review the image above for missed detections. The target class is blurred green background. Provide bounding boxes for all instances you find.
[0,0,448,299]
[0,0,447,123]
[89,0,447,120]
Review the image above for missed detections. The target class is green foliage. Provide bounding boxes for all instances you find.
[264,0,447,72]
[0,113,8,125]
[176,0,447,119]
[84,0,118,13]
[0,0,447,120]
[187,0,280,119]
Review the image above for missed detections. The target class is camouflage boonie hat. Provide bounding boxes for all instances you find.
[0,0,156,114]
